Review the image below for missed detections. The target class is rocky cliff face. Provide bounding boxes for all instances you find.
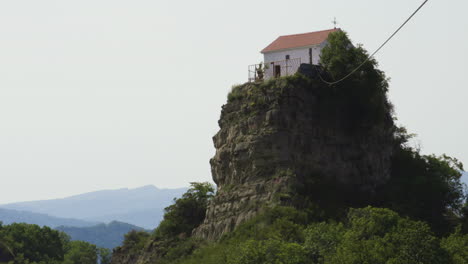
[194,76,395,240]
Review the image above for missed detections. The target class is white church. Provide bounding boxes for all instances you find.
[250,28,340,81]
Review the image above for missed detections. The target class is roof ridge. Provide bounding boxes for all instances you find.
[278,28,339,38]
[261,28,341,53]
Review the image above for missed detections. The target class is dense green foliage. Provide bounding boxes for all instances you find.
[441,227,468,264]
[153,182,215,239]
[0,222,65,263]
[227,239,307,264]
[174,207,308,264]
[0,222,110,264]
[162,206,467,264]
[115,182,215,263]
[461,199,468,232]
[319,30,391,129]
[324,207,447,264]
[99,248,112,264]
[304,31,466,235]
[62,241,97,264]
[377,146,465,234]
[56,221,146,249]
[121,205,455,263]
[121,230,150,254]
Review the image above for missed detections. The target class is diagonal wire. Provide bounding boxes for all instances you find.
[318,0,429,86]
[0,240,15,258]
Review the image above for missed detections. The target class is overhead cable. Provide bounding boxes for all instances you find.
[319,0,429,85]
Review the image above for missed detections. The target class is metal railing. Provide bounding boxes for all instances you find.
[248,63,265,82]
[265,58,301,79]
[249,58,302,82]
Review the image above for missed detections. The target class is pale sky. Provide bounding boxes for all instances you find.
[0,0,467,204]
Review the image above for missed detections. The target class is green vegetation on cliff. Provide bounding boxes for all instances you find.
[176,206,462,264]
[113,158,467,263]
[377,145,465,234]
[116,205,468,264]
[154,182,214,239]
[111,182,214,264]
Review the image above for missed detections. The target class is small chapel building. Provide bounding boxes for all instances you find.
[251,28,340,81]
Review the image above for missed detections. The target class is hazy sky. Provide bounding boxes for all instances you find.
[0,0,467,204]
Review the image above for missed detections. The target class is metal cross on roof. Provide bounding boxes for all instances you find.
[332,17,338,29]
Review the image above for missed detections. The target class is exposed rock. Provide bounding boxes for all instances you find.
[194,76,395,240]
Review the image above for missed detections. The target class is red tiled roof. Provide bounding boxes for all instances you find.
[261,28,340,53]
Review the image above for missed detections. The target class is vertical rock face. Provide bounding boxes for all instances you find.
[194,76,395,240]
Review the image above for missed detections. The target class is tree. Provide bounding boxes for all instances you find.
[121,230,150,254]
[99,247,112,264]
[0,237,15,263]
[461,198,468,233]
[0,223,65,263]
[62,240,97,264]
[319,30,391,129]
[226,239,306,264]
[112,182,215,264]
[303,222,345,264]
[378,147,465,234]
[154,182,215,238]
[441,226,468,264]
[327,207,447,264]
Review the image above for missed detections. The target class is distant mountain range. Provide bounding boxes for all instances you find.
[56,221,148,249]
[0,185,187,229]
[0,208,98,227]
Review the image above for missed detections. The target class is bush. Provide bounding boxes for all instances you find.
[441,226,468,264]
[221,206,308,243]
[177,206,308,264]
[0,223,65,263]
[319,30,391,129]
[378,146,465,234]
[327,207,447,264]
[121,230,150,254]
[303,222,345,263]
[226,239,306,264]
[154,182,215,239]
[62,241,97,264]
[227,85,244,102]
